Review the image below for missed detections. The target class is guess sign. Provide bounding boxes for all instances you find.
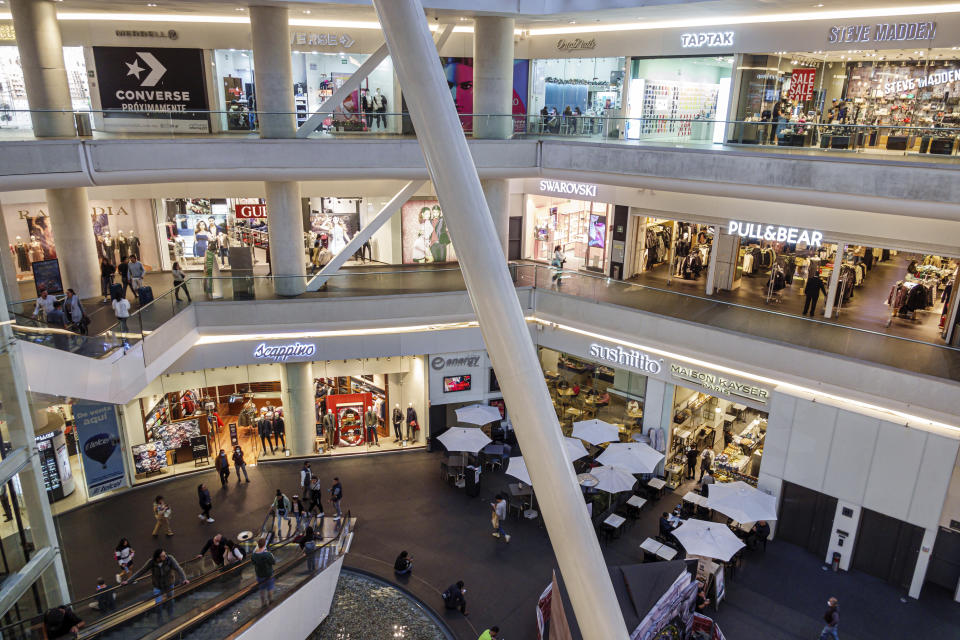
[236,204,267,219]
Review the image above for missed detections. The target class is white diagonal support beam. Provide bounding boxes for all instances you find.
[0,547,58,617]
[296,24,454,138]
[306,180,425,291]
[370,2,630,639]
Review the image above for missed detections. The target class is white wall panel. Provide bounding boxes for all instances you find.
[822,410,880,504]
[863,421,927,521]
[908,433,960,529]
[783,401,837,492]
[759,391,794,479]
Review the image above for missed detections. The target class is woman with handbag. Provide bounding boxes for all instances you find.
[152,495,174,537]
[551,245,566,286]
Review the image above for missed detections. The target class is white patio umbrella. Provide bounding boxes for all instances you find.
[562,436,590,461]
[505,456,533,486]
[671,519,746,562]
[591,465,637,494]
[596,442,664,474]
[707,481,778,523]
[437,427,491,453]
[572,419,619,445]
[455,404,503,426]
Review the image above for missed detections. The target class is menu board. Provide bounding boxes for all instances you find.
[132,441,168,474]
[153,418,201,450]
[190,435,209,460]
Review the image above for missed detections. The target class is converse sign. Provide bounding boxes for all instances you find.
[538,180,598,198]
[589,343,663,374]
[728,221,823,247]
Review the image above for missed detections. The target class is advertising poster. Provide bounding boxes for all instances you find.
[308,197,361,256]
[73,402,128,496]
[588,214,607,249]
[787,68,816,102]
[92,47,210,133]
[401,199,458,264]
[441,57,529,132]
[31,259,63,296]
[513,59,530,132]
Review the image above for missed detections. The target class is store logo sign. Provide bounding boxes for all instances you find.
[589,343,663,374]
[671,365,770,402]
[556,38,597,51]
[727,221,823,247]
[236,204,267,219]
[115,29,178,40]
[253,342,317,362]
[680,31,734,48]
[827,21,936,44]
[885,68,960,94]
[431,354,481,371]
[538,180,598,197]
[291,31,356,48]
[125,51,167,87]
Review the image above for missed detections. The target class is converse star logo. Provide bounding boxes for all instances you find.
[123,52,167,87]
[125,58,145,80]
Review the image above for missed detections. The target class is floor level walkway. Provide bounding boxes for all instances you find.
[53,451,960,640]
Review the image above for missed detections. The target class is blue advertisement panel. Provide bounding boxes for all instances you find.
[73,402,127,497]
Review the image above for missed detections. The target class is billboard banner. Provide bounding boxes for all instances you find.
[73,402,127,497]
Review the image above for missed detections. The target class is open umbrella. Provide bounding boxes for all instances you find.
[591,465,637,494]
[706,481,778,523]
[505,456,532,485]
[455,404,503,426]
[671,518,746,562]
[596,442,664,474]
[437,427,491,453]
[572,419,619,445]
[562,436,590,461]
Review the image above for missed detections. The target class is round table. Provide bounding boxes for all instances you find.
[237,530,256,554]
[577,473,599,487]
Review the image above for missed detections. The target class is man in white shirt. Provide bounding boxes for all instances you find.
[490,495,510,543]
[32,289,55,320]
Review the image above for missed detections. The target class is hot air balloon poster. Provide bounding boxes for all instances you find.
[73,402,128,497]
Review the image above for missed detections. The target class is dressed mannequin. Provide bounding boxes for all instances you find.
[127,231,141,260]
[118,231,129,261]
[391,404,403,442]
[217,232,229,266]
[272,411,286,451]
[364,406,380,446]
[101,232,115,265]
[28,235,43,263]
[322,409,336,450]
[13,237,29,271]
[239,399,256,430]
[258,410,274,454]
[372,88,387,129]
[406,402,419,442]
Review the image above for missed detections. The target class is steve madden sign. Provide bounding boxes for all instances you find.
[728,221,823,247]
[589,343,663,375]
[671,365,770,403]
[680,31,734,48]
[253,342,317,362]
[538,180,598,197]
[828,21,936,44]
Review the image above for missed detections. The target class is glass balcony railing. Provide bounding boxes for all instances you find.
[7,263,959,383]
[3,109,960,160]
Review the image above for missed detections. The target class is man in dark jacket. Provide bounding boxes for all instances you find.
[215,449,230,487]
[195,533,233,567]
[126,549,188,620]
[803,272,828,317]
[442,581,467,615]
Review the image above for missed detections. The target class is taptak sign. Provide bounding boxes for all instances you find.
[727,221,823,247]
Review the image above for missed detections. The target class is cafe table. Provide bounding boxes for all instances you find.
[640,537,678,561]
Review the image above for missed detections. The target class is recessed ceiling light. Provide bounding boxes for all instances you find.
[814,3,824,7]
[303,9,311,14]
[235,7,245,10]
[147,2,157,5]
[568,20,576,24]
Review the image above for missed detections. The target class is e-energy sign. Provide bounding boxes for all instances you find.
[538,180,598,198]
[589,343,663,374]
[728,221,823,247]
[253,342,317,362]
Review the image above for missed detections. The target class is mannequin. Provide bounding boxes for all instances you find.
[272,410,286,451]
[239,398,256,429]
[258,410,274,454]
[372,87,387,129]
[392,404,403,442]
[217,231,229,266]
[13,236,29,271]
[322,409,336,450]
[101,232,115,265]
[118,230,129,261]
[364,405,380,447]
[128,230,141,260]
[28,235,43,263]
[406,402,419,442]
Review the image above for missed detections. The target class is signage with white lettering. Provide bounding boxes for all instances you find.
[884,68,960,95]
[115,29,178,40]
[588,343,663,375]
[671,365,770,403]
[538,180,598,198]
[727,221,823,247]
[236,204,267,219]
[431,354,482,371]
[291,32,355,48]
[680,32,734,48]
[556,38,597,51]
[252,342,317,362]
[827,21,936,44]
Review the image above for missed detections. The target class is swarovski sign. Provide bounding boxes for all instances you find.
[538,180,598,198]
[671,365,770,403]
[727,221,823,247]
[680,31,734,48]
[589,343,663,375]
[253,342,317,362]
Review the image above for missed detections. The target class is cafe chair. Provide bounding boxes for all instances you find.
[507,496,524,520]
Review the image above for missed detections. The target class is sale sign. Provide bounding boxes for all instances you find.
[787,68,816,102]
[236,203,267,219]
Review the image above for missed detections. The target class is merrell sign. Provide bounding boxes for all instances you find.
[538,180,598,198]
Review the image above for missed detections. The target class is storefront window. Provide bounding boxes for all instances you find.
[526,195,611,272]
[626,56,733,143]
[158,198,230,272]
[400,198,456,264]
[307,197,361,257]
[626,217,713,285]
[530,57,625,128]
[0,46,90,131]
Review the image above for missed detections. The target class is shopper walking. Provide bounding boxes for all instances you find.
[100,257,116,302]
[300,525,318,573]
[215,449,230,487]
[125,548,188,622]
[64,289,88,335]
[273,489,292,538]
[31,288,55,320]
[251,538,276,607]
[441,581,468,615]
[685,446,698,480]
[490,494,510,543]
[232,446,250,483]
[308,476,325,518]
[172,262,192,302]
[291,495,307,534]
[127,255,145,294]
[820,597,839,639]
[551,244,566,285]
[197,484,214,523]
[111,291,131,338]
[330,478,343,519]
[195,533,231,567]
[114,538,135,584]
[299,462,313,497]
[117,256,131,299]
[151,495,173,537]
[803,271,828,317]
[699,449,715,481]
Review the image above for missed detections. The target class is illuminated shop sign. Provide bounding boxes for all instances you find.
[885,68,960,94]
[252,342,317,362]
[431,354,482,371]
[291,32,356,48]
[727,221,823,247]
[538,180,598,198]
[556,38,597,51]
[827,21,936,44]
[680,31,734,48]
[589,343,663,374]
[671,365,770,403]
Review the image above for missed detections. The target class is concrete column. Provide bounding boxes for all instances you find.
[823,243,846,318]
[481,179,509,257]
[283,361,315,456]
[472,16,515,139]
[371,2,629,638]
[46,187,100,298]
[705,230,719,295]
[0,205,22,303]
[10,0,75,137]
[250,6,306,295]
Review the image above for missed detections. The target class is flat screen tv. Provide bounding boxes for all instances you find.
[443,374,472,393]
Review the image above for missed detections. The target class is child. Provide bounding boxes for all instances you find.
[93,578,116,613]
